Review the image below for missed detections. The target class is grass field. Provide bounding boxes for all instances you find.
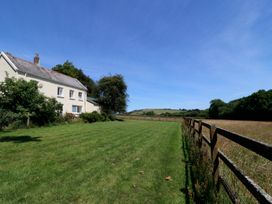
[0,121,188,204]
[202,120,272,203]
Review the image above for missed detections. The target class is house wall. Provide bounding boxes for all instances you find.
[18,73,87,114]
[0,55,17,81]
[86,101,100,113]
[0,54,90,115]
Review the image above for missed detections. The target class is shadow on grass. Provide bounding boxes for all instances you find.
[180,132,194,204]
[0,135,41,143]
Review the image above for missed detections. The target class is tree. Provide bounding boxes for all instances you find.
[96,75,128,114]
[208,89,272,120]
[208,99,226,119]
[52,61,96,96]
[142,111,155,116]
[0,77,63,128]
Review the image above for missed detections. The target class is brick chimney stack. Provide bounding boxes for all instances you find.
[34,53,40,65]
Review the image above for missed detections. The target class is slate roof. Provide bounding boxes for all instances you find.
[4,52,87,91]
[87,97,99,105]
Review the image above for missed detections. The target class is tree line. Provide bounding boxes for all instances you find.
[209,89,272,121]
[135,89,272,121]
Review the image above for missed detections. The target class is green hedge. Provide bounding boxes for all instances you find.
[80,112,116,123]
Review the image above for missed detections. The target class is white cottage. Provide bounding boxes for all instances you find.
[0,51,100,115]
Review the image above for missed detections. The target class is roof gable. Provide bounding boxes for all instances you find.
[0,52,18,72]
[4,52,87,91]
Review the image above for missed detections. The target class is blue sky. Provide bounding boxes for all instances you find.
[1,0,272,111]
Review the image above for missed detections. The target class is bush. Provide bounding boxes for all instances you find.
[80,112,116,123]
[0,109,18,130]
[80,111,103,123]
[31,98,63,126]
[63,113,76,122]
[142,111,155,116]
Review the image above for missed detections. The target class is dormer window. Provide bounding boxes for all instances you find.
[69,90,74,99]
[78,92,83,100]
[57,87,64,97]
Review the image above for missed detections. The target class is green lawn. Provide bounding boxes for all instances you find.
[0,121,188,204]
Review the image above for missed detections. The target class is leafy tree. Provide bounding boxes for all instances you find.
[96,75,128,114]
[0,78,43,113]
[208,99,226,119]
[234,90,272,120]
[0,78,63,128]
[52,61,96,96]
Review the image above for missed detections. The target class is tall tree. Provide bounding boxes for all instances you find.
[96,75,128,114]
[208,99,226,119]
[52,61,96,96]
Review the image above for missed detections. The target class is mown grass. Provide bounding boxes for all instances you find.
[202,120,272,203]
[0,121,188,204]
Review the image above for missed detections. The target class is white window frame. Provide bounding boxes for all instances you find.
[57,87,64,97]
[72,105,82,114]
[69,90,75,99]
[78,92,83,100]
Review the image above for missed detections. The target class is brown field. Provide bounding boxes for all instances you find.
[201,119,272,203]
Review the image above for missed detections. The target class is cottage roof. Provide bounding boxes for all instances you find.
[87,97,99,105]
[4,52,87,91]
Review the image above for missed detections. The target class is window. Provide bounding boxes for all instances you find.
[78,92,83,100]
[78,106,82,113]
[72,105,77,113]
[57,87,63,97]
[72,105,82,113]
[69,90,74,99]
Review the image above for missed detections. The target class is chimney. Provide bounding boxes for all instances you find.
[34,53,40,65]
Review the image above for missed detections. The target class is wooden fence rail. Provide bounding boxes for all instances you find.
[183,117,272,204]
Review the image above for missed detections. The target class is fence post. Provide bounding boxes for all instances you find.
[198,120,202,148]
[192,120,196,137]
[185,118,189,134]
[210,125,219,186]
[188,119,192,136]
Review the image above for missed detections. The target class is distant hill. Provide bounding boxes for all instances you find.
[128,108,182,115]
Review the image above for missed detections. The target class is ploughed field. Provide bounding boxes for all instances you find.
[203,119,272,203]
[0,121,187,204]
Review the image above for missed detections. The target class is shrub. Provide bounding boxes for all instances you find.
[80,111,102,123]
[0,109,18,130]
[63,113,76,122]
[108,114,117,121]
[142,111,155,116]
[100,112,110,121]
[31,98,63,126]
[80,112,116,123]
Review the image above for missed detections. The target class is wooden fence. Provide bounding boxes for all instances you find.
[183,117,272,204]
